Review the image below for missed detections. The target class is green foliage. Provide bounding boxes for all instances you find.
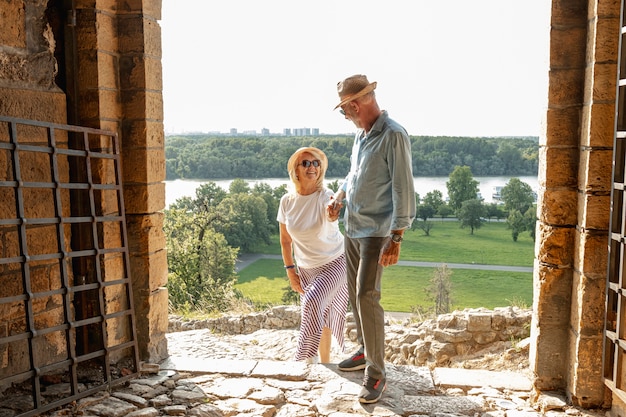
[165,135,538,180]
[507,210,525,242]
[501,177,535,213]
[457,199,485,234]
[164,208,239,312]
[446,166,479,211]
[165,179,286,312]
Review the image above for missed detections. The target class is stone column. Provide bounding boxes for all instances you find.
[116,0,169,362]
[531,0,616,407]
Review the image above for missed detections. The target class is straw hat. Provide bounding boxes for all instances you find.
[334,74,377,110]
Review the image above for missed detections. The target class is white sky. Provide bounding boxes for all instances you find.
[160,1,550,137]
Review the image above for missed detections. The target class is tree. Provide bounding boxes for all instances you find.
[446,166,479,211]
[501,177,534,214]
[229,178,251,194]
[435,204,452,221]
[422,190,445,213]
[485,203,506,221]
[164,208,238,312]
[507,209,526,241]
[425,264,453,315]
[457,199,485,234]
[216,193,273,252]
[523,206,537,241]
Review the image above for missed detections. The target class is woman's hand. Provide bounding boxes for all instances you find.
[287,269,304,294]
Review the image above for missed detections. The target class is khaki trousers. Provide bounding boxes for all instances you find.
[344,236,386,380]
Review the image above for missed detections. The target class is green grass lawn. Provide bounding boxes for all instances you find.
[235,259,532,312]
[237,220,534,312]
[253,220,534,266]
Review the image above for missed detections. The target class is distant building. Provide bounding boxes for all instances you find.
[283,128,291,136]
[229,128,237,135]
[312,128,319,135]
[261,128,270,135]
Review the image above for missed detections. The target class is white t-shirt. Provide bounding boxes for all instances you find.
[277,188,344,269]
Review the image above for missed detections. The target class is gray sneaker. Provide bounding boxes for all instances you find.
[337,349,366,371]
[359,376,386,403]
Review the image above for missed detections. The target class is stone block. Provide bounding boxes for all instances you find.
[120,55,162,91]
[574,230,609,276]
[581,103,616,148]
[95,12,118,53]
[550,0,588,28]
[0,0,26,47]
[96,51,119,90]
[547,68,585,107]
[541,108,581,147]
[588,62,618,102]
[119,0,162,19]
[126,213,166,255]
[570,271,606,335]
[129,249,168,292]
[536,223,576,267]
[549,26,586,69]
[122,147,165,183]
[533,264,573,326]
[466,312,491,332]
[593,16,620,63]
[567,335,605,406]
[134,287,169,362]
[0,88,67,123]
[537,189,578,225]
[121,90,163,121]
[577,192,610,231]
[122,120,164,149]
[578,148,613,192]
[118,15,162,56]
[123,181,165,214]
[538,146,578,188]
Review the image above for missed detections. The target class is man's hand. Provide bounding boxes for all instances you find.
[327,191,345,221]
[378,238,401,267]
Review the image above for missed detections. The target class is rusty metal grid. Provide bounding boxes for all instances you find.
[0,116,139,416]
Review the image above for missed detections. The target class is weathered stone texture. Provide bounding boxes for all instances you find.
[537,189,578,225]
[541,108,581,147]
[122,147,165,183]
[536,224,576,266]
[538,146,579,188]
[549,27,587,68]
[135,286,168,362]
[130,249,168,292]
[582,103,616,147]
[123,182,166,214]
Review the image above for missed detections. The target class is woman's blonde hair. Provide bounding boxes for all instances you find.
[287,147,328,194]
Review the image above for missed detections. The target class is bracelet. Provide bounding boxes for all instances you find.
[284,265,296,269]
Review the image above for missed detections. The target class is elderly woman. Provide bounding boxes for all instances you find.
[277,146,348,364]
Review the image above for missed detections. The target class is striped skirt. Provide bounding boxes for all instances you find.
[294,253,349,361]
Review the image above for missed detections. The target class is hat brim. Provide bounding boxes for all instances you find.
[333,82,377,110]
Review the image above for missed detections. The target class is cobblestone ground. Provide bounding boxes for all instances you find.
[3,328,606,417]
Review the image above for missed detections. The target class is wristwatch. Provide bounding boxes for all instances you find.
[390,233,403,243]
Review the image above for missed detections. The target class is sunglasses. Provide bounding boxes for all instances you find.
[299,160,321,168]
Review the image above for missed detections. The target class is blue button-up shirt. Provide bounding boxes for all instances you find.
[342,111,416,238]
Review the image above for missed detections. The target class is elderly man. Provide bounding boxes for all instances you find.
[328,74,416,404]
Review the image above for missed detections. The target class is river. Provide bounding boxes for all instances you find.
[165,176,538,208]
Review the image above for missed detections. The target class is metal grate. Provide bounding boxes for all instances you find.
[0,116,139,416]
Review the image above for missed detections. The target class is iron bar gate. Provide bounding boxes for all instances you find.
[0,116,139,416]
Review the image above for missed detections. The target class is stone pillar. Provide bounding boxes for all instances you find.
[531,0,616,407]
[116,0,169,362]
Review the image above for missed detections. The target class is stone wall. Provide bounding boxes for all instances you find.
[168,306,532,368]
